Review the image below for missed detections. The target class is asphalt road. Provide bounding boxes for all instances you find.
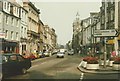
[3,53,120,81]
[5,53,82,79]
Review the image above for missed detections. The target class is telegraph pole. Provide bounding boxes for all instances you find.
[104,0,107,68]
[114,0,119,55]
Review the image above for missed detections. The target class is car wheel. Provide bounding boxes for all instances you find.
[62,56,64,58]
[21,68,27,74]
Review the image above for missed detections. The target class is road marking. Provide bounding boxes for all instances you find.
[79,73,84,81]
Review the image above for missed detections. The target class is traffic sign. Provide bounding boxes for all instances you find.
[93,29,118,37]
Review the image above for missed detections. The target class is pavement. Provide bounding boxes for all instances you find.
[77,61,120,74]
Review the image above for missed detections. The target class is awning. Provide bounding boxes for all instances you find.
[106,39,114,44]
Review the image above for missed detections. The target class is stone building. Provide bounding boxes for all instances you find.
[50,28,57,51]
[72,12,81,53]
[38,19,44,52]
[100,0,120,56]
[0,0,20,53]
[23,2,40,53]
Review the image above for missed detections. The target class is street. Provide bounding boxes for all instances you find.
[1,54,119,81]
[5,54,82,79]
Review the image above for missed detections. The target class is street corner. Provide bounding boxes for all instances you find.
[76,61,120,74]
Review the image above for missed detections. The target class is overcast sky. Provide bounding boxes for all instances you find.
[34,2,102,45]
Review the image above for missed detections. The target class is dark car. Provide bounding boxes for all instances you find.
[0,53,31,78]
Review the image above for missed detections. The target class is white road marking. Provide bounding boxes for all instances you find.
[79,73,84,81]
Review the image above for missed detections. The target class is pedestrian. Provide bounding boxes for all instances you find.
[111,50,116,57]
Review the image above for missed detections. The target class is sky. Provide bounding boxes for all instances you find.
[34,1,102,45]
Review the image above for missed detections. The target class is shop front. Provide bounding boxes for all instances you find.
[0,38,19,53]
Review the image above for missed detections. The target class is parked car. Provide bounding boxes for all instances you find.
[1,53,31,78]
[44,51,50,57]
[56,52,64,58]
[68,50,74,55]
[52,49,58,55]
[33,53,40,59]
[38,52,45,58]
[28,54,36,60]
[23,53,36,60]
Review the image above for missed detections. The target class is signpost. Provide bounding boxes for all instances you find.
[93,29,119,69]
[93,29,118,37]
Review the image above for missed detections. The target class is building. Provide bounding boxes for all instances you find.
[44,25,52,51]
[19,4,28,54]
[100,0,120,56]
[0,0,20,53]
[72,12,81,53]
[81,17,91,49]
[50,28,57,50]
[38,19,44,52]
[23,2,40,53]
[79,12,100,54]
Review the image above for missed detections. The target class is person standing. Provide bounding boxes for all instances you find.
[111,49,116,57]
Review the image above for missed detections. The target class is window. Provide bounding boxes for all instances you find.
[11,31,13,40]
[7,2,9,10]
[0,13,1,23]
[14,7,16,13]
[21,27,23,35]
[9,55,17,61]
[16,32,18,40]
[111,10,114,20]
[4,2,6,9]
[5,15,8,24]
[16,19,18,27]
[17,56,24,62]
[5,30,8,38]
[24,28,26,35]
[22,10,24,18]
[11,18,13,25]
[17,8,19,15]
[106,14,108,22]
[102,16,104,24]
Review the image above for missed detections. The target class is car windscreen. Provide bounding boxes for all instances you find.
[58,52,64,54]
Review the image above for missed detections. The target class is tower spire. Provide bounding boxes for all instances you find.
[76,12,80,17]
[76,12,80,20]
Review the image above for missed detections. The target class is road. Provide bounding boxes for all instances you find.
[3,54,120,81]
[5,54,82,80]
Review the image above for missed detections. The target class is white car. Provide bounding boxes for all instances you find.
[68,51,74,55]
[44,51,50,57]
[57,52,64,58]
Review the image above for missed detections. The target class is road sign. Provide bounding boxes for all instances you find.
[93,29,118,37]
[0,32,5,38]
